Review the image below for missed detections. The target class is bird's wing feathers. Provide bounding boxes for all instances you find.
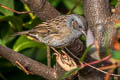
[32,15,67,36]
[14,15,67,39]
[33,22,59,36]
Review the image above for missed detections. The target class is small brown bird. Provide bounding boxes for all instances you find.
[15,14,87,47]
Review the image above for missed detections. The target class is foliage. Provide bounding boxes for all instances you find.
[0,0,118,80]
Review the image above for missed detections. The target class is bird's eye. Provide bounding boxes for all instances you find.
[72,20,80,30]
[78,25,82,29]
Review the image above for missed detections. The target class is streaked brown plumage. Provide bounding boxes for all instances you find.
[15,14,87,47]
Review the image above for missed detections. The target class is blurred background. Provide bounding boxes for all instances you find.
[0,0,117,80]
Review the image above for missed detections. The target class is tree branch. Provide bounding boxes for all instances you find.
[0,45,57,80]
[83,0,112,46]
[1,0,116,80]
[82,0,117,80]
[83,0,111,27]
[20,0,61,20]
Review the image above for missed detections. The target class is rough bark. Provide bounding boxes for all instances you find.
[0,45,57,80]
[0,0,120,80]
[82,0,120,80]
[20,0,61,20]
[83,0,114,47]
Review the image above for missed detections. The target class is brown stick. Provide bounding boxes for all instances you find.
[16,61,31,75]
[0,4,32,14]
[20,0,61,20]
[47,46,51,67]
[0,45,57,80]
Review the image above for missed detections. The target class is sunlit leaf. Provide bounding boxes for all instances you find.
[0,39,6,46]
[13,35,42,52]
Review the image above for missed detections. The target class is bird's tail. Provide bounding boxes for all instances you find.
[11,31,29,37]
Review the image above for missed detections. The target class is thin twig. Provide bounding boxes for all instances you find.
[47,46,51,67]
[51,47,120,77]
[83,62,120,77]
[16,61,30,75]
[83,55,111,67]
[66,47,111,67]
[0,4,32,14]
[104,69,114,80]
[98,64,116,70]
[67,0,81,14]
[51,47,60,54]
[65,47,80,60]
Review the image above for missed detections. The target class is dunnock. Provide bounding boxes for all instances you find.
[15,14,87,47]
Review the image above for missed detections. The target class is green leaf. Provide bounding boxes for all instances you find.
[63,0,83,15]
[24,17,41,29]
[57,67,81,80]
[0,16,23,31]
[48,0,61,7]
[0,0,14,16]
[13,35,42,52]
[0,20,15,45]
[0,73,7,80]
[0,16,23,45]
[0,39,6,46]
[22,46,47,61]
[110,0,118,6]
[80,45,92,62]
[110,49,120,60]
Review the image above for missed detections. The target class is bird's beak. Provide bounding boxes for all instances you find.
[81,30,87,37]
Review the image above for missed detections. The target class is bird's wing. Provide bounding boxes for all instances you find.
[14,15,68,40]
[32,23,59,37]
[32,15,67,37]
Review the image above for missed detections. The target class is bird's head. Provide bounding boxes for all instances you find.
[67,14,87,37]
